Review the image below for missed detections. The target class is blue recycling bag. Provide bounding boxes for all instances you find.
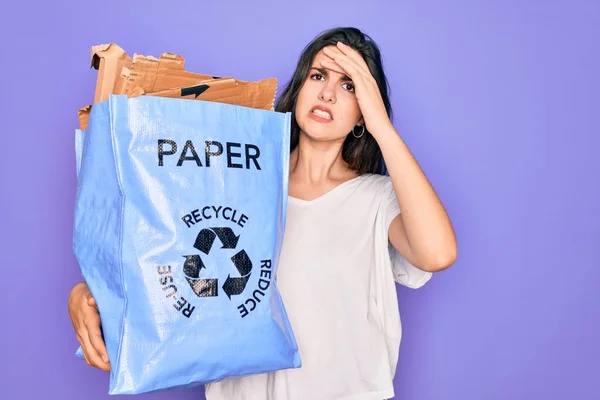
[73,94,301,395]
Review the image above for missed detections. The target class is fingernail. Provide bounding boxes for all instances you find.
[103,354,109,363]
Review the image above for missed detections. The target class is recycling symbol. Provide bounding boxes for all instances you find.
[183,227,252,299]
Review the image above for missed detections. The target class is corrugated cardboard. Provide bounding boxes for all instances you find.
[91,43,132,104]
[79,43,278,130]
[146,77,277,110]
[152,70,219,92]
[78,105,92,131]
[113,52,215,96]
[153,52,216,90]
[129,53,180,93]
[113,66,131,95]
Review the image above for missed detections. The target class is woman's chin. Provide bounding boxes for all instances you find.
[300,131,347,144]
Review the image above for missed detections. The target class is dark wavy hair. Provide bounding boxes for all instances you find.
[275,27,392,175]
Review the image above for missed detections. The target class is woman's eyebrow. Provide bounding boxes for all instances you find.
[310,66,351,81]
[310,67,329,76]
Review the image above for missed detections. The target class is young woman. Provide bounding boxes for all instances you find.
[68,26,457,400]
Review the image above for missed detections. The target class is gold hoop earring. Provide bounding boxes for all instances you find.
[353,125,365,138]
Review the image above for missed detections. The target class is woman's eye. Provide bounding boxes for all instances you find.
[310,73,324,81]
[342,82,355,92]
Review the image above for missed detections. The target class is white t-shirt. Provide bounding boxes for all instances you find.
[205,173,432,400]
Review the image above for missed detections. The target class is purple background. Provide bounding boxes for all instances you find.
[1,0,598,399]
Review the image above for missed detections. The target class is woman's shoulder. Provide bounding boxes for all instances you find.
[345,173,394,201]
[356,173,393,191]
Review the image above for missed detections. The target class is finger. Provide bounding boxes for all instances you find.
[78,336,91,365]
[319,58,347,76]
[87,296,99,310]
[322,44,345,58]
[86,291,96,306]
[80,327,109,370]
[322,46,357,73]
[324,44,369,76]
[323,50,370,82]
[83,308,109,363]
[336,42,371,73]
[82,309,110,370]
[321,58,369,98]
[88,325,110,365]
[328,56,364,82]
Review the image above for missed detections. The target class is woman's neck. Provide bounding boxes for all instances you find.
[289,133,357,185]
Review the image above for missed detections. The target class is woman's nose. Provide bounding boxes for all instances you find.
[318,84,336,103]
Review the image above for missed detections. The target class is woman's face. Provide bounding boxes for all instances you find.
[294,46,363,144]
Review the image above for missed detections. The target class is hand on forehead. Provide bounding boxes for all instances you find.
[313,48,347,77]
[317,43,371,81]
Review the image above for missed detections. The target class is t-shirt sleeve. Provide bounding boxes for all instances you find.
[381,178,433,289]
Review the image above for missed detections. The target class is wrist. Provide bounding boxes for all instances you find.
[369,120,397,141]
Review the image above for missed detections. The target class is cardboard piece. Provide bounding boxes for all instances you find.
[78,105,92,131]
[127,53,183,94]
[113,66,131,95]
[113,52,215,96]
[152,70,219,92]
[146,77,277,110]
[79,43,278,129]
[91,44,132,104]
